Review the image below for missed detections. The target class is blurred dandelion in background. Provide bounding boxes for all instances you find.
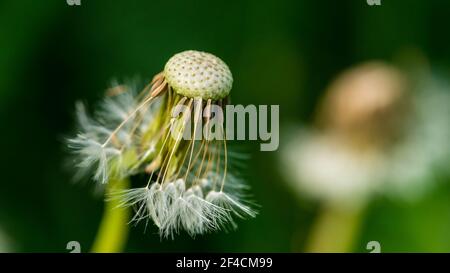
[281,61,450,252]
[67,50,256,251]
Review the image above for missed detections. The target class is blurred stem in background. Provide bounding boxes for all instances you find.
[91,178,130,253]
[305,204,365,253]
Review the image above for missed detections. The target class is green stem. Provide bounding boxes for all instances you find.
[91,178,131,253]
[305,203,365,253]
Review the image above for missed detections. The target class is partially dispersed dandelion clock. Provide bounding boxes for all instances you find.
[68,50,257,238]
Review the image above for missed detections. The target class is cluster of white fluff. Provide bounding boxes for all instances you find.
[114,175,256,238]
[112,143,257,238]
[67,84,161,184]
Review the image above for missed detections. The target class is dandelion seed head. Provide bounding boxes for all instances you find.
[67,51,256,238]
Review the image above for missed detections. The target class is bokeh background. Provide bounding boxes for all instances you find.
[0,0,449,252]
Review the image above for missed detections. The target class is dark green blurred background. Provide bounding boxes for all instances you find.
[0,0,449,252]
